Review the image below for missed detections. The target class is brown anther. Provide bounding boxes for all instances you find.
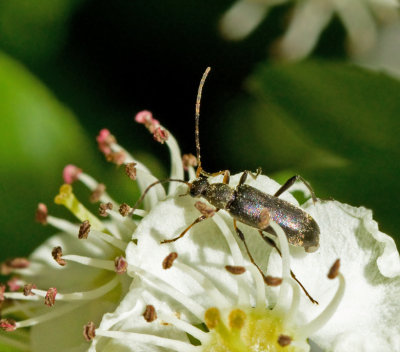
[258,208,271,229]
[35,203,48,225]
[83,321,96,341]
[99,202,113,217]
[0,283,5,302]
[264,276,283,287]
[23,283,37,296]
[153,127,169,144]
[78,220,91,239]
[51,246,66,266]
[1,258,30,275]
[119,203,132,217]
[328,259,341,279]
[0,318,16,332]
[106,151,126,165]
[45,287,57,307]
[90,183,106,203]
[194,201,216,218]
[143,305,157,322]
[278,334,292,347]
[125,162,137,180]
[225,265,246,275]
[162,252,178,269]
[182,153,197,170]
[114,256,128,274]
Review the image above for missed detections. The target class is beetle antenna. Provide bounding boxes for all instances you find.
[131,178,190,213]
[195,67,211,177]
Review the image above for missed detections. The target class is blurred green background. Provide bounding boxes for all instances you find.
[0,0,399,266]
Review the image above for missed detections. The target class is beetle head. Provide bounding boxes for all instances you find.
[189,176,209,197]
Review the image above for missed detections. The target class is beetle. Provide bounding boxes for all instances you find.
[133,67,320,303]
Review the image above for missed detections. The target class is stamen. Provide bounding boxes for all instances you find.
[119,203,148,218]
[90,184,106,203]
[1,258,30,275]
[182,154,197,171]
[246,264,267,308]
[7,277,22,292]
[63,165,82,184]
[54,184,104,231]
[99,202,113,217]
[89,229,128,251]
[45,288,57,307]
[264,276,283,287]
[131,265,205,320]
[299,259,345,338]
[153,127,169,144]
[162,252,178,269]
[83,321,96,341]
[61,254,115,272]
[194,201,216,218]
[46,215,79,235]
[143,305,157,322]
[78,220,91,239]
[0,318,16,332]
[157,312,209,344]
[114,256,128,274]
[125,162,137,180]
[225,265,246,275]
[283,279,301,325]
[52,246,66,266]
[277,334,292,347]
[35,203,48,225]
[23,284,37,296]
[93,329,200,352]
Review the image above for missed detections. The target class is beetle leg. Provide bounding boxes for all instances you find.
[223,170,230,184]
[233,220,272,285]
[273,175,317,203]
[259,231,319,305]
[238,168,262,187]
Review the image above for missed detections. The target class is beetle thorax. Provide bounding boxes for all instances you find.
[204,183,235,209]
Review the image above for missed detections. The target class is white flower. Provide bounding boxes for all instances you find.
[219,0,400,60]
[2,110,400,352]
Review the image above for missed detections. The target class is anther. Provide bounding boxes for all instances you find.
[23,283,37,296]
[153,127,169,144]
[278,334,292,347]
[328,259,340,279]
[119,203,132,217]
[182,154,197,171]
[45,288,57,307]
[90,183,106,203]
[99,202,113,217]
[35,203,48,225]
[264,276,283,286]
[1,258,30,275]
[228,309,246,330]
[83,321,96,341]
[52,246,66,266]
[204,307,221,329]
[143,305,157,322]
[135,110,159,133]
[63,164,82,184]
[162,252,178,269]
[96,129,116,156]
[114,256,128,274]
[125,162,137,180]
[195,201,216,218]
[0,318,16,332]
[78,220,91,239]
[225,265,246,275]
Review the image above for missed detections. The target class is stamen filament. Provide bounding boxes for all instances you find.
[131,266,205,320]
[212,213,250,306]
[165,135,184,195]
[47,216,80,235]
[90,230,128,251]
[173,261,231,309]
[77,173,116,206]
[94,329,200,352]
[284,278,301,325]
[188,166,196,180]
[157,313,209,344]
[16,303,84,328]
[299,274,345,338]
[61,255,115,271]
[106,210,137,234]
[246,264,267,308]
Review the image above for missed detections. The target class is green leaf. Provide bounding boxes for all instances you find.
[218,61,400,243]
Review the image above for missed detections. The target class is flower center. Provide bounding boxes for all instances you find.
[203,307,302,352]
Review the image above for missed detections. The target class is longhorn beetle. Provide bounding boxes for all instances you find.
[133,67,320,304]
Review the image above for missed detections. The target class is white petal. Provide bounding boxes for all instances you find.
[277,0,334,61]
